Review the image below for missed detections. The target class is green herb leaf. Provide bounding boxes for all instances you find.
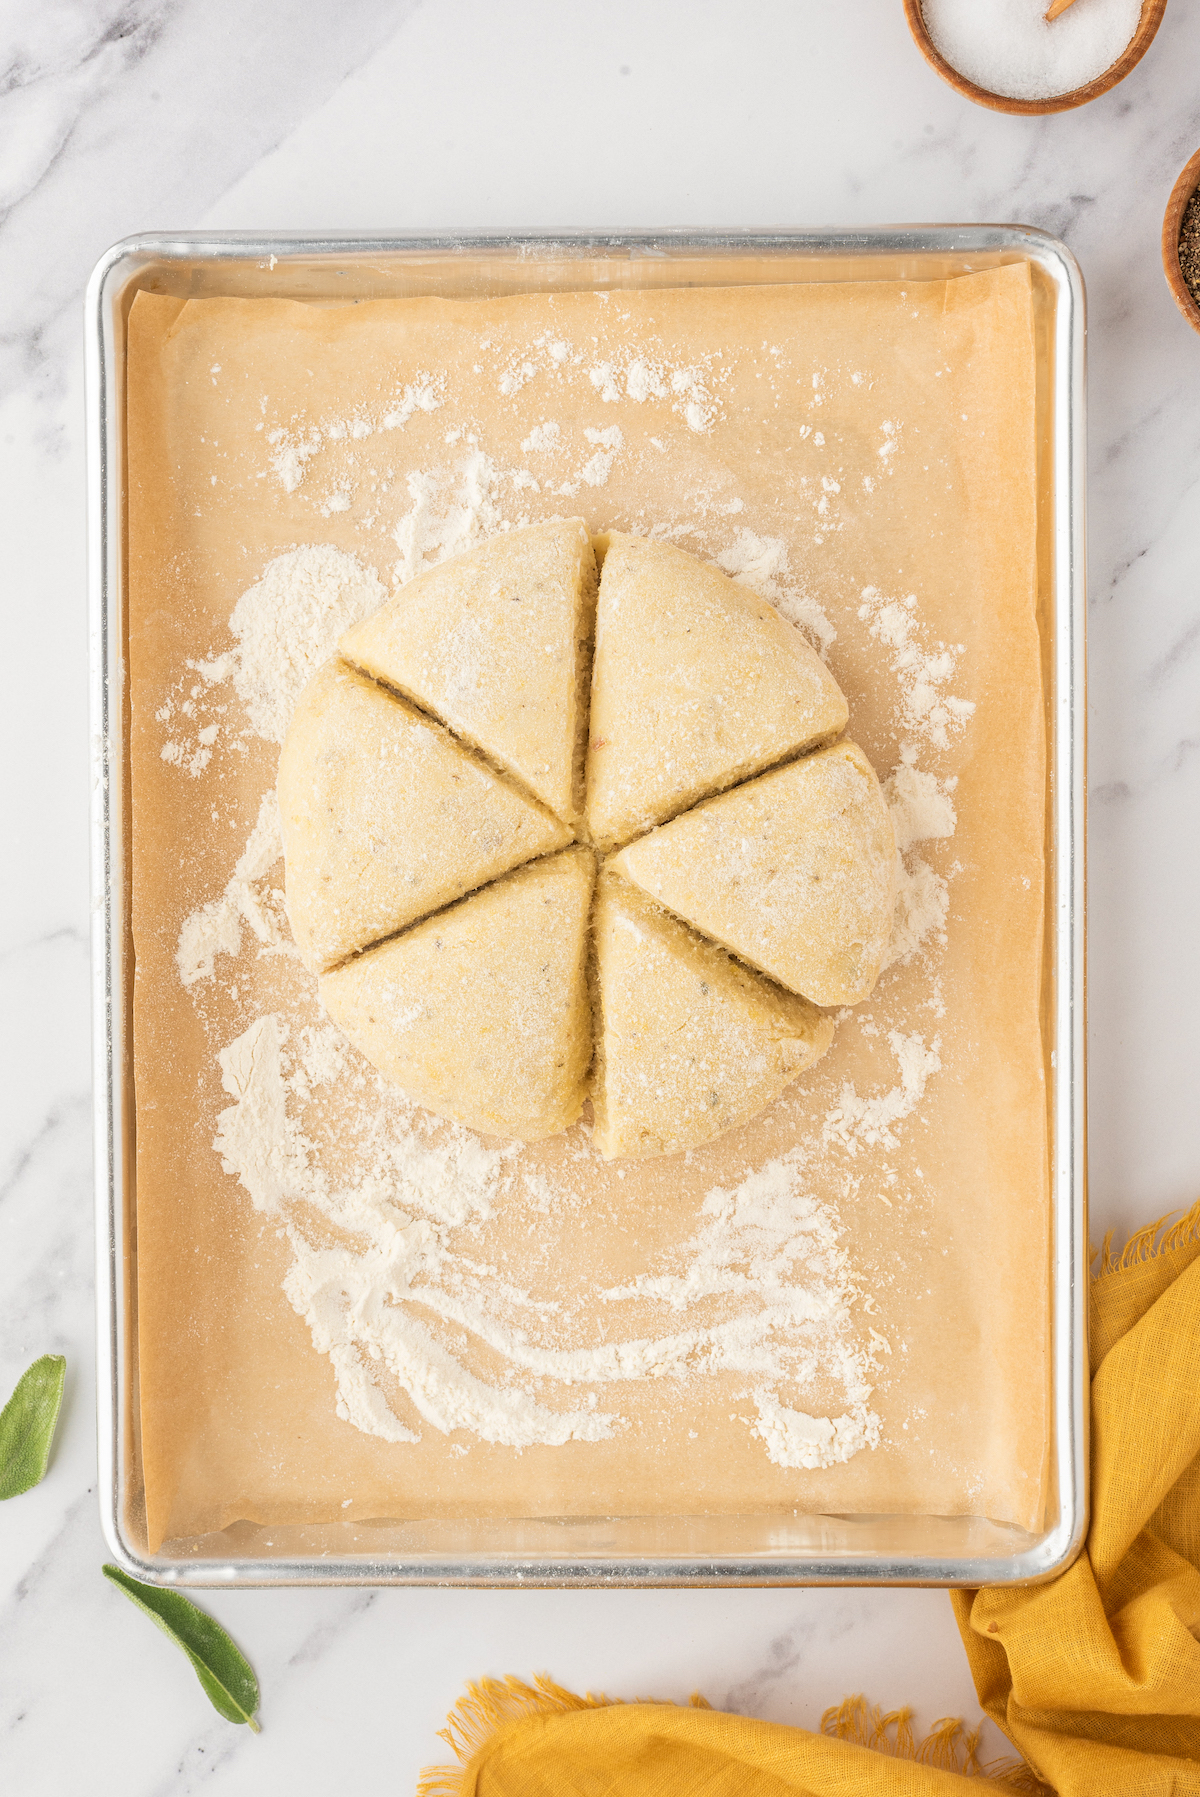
[0,1354,66,1499]
[101,1565,262,1732]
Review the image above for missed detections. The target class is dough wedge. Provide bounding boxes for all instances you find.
[611,740,896,1007]
[586,532,848,850]
[591,872,833,1160]
[340,518,597,824]
[278,658,571,974]
[319,847,596,1141]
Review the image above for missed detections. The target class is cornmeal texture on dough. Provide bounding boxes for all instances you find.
[611,740,896,1007]
[319,847,595,1140]
[340,518,597,824]
[279,526,893,1155]
[590,872,834,1160]
[278,657,571,974]
[585,532,848,851]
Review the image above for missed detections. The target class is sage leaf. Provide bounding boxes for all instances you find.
[0,1354,66,1499]
[102,1565,261,1732]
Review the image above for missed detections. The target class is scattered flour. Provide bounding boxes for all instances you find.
[214,1011,310,1212]
[211,1025,881,1461]
[266,376,442,492]
[176,790,287,987]
[858,586,976,750]
[521,421,561,454]
[268,426,323,494]
[213,1012,615,1447]
[885,754,957,853]
[392,450,533,586]
[588,350,722,433]
[882,752,958,971]
[382,375,444,432]
[160,721,219,779]
[605,1151,882,1466]
[575,425,625,491]
[823,1031,943,1155]
[193,546,388,745]
[513,421,626,496]
[157,547,388,777]
[486,330,724,435]
[887,857,951,971]
[751,1388,877,1472]
[717,529,837,656]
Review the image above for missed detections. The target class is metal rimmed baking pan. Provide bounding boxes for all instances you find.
[88,227,1086,1588]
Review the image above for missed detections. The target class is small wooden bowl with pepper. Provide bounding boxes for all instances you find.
[1163,146,1200,334]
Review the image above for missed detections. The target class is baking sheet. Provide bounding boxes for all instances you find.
[125,265,1047,1554]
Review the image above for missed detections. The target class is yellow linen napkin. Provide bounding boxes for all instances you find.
[421,1201,1200,1797]
[953,1201,1200,1792]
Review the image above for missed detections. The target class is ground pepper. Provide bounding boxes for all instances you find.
[1178,189,1200,311]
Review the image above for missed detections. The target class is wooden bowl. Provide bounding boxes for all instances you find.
[1163,145,1200,333]
[903,0,1168,116]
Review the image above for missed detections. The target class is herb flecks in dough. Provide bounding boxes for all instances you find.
[612,742,897,1009]
[342,518,597,823]
[277,527,896,1156]
[277,658,570,975]
[591,872,834,1160]
[320,849,595,1142]
[586,532,848,852]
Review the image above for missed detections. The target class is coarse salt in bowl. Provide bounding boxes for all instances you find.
[905,0,1167,116]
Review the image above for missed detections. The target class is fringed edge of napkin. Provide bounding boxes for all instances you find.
[822,1696,1050,1790]
[417,1675,704,1795]
[419,1676,1045,1794]
[1094,1192,1200,1276]
[822,1694,982,1765]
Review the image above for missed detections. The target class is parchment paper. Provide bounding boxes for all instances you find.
[126,265,1047,1553]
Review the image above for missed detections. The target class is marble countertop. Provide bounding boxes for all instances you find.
[2,0,1198,1787]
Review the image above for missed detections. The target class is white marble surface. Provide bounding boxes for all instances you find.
[2,0,1199,1786]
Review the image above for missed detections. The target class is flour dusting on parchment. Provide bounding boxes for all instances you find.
[391,449,535,586]
[155,544,387,772]
[176,790,287,988]
[858,585,975,751]
[716,529,838,658]
[202,545,386,744]
[166,387,971,1470]
[212,1012,881,1464]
